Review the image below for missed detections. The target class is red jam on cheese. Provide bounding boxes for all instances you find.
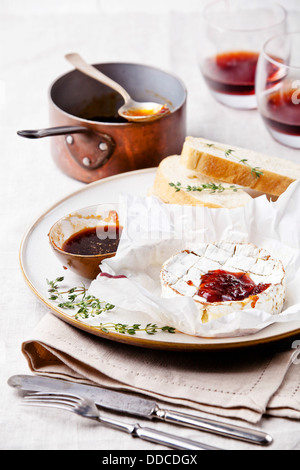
[197,270,271,303]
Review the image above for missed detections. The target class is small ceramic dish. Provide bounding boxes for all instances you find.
[48,204,121,279]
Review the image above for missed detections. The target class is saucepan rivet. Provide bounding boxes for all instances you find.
[99,142,108,152]
[66,135,74,145]
[82,157,91,167]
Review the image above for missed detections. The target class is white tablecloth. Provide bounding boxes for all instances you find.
[1,1,300,450]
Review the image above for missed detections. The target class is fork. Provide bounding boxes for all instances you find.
[23,392,222,451]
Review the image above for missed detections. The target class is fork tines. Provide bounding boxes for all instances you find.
[23,392,82,410]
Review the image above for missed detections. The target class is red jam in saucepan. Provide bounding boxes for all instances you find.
[197,270,271,303]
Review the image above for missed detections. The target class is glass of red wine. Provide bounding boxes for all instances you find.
[200,0,287,109]
[256,32,300,149]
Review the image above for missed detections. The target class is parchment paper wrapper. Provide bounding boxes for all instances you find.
[87,181,300,338]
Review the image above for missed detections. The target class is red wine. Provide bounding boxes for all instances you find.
[262,87,300,136]
[202,51,260,95]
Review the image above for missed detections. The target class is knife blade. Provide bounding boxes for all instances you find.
[8,374,273,446]
[9,374,155,417]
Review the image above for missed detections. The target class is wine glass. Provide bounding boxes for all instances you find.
[256,32,300,149]
[199,0,287,109]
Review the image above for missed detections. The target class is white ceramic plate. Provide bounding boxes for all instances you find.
[19,168,300,351]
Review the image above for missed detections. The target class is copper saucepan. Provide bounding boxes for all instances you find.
[18,62,187,183]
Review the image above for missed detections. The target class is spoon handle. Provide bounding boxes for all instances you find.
[65,53,131,104]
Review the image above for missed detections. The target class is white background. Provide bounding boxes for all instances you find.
[1,0,300,12]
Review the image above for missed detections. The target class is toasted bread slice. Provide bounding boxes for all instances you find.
[149,155,252,209]
[181,137,300,197]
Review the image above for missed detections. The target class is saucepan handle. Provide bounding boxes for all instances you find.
[17,126,88,139]
[17,126,116,170]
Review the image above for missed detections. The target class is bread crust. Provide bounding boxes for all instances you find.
[182,138,299,197]
[150,155,252,209]
[151,165,212,207]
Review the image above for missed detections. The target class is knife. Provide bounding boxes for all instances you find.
[8,374,272,446]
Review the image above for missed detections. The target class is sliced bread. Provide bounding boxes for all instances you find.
[149,155,252,209]
[181,137,300,197]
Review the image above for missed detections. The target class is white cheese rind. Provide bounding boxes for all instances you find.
[160,242,286,324]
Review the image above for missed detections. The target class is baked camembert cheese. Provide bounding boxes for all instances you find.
[160,242,286,323]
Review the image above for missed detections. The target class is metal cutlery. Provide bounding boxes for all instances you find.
[8,375,273,446]
[23,392,221,451]
[65,53,170,123]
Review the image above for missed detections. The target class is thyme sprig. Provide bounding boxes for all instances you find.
[169,182,239,193]
[97,323,176,336]
[47,277,176,336]
[47,277,115,318]
[207,144,264,179]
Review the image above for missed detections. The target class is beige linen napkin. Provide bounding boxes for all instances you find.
[21,313,300,424]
